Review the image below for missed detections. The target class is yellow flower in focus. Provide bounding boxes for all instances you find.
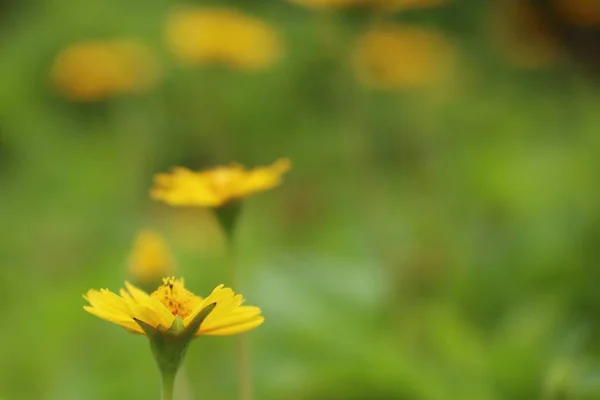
[151,158,291,207]
[553,0,600,27]
[84,277,264,336]
[51,39,160,101]
[286,0,367,9]
[489,0,559,69]
[166,7,283,71]
[353,24,456,90]
[128,230,175,283]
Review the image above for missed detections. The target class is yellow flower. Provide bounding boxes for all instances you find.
[51,39,160,101]
[352,24,456,90]
[127,230,175,283]
[165,6,283,71]
[286,0,368,9]
[151,158,291,207]
[84,277,264,336]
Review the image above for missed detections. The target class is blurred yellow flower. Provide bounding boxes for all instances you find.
[84,277,264,336]
[553,0,600,27]
[165,7,283,71]
[371,0,448,12]
[352,24,456,90]
[127,230,175,283]
[51,39,160,101]
[286,0,367,9]
[151,158,291,207]
[489,0,559,69]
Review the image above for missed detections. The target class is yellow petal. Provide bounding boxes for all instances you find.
[130,302,173,330]
[119,288,134,303]
[201,288,241,325]
[150,159,290,207]
[84,305,143,334]
[147,296,178,328]
[125,281,151,302]
[232,158,291,198]
[200,316,265,336]
[84,290,131,318]
[183,284,225,326]
[199,306,262,335]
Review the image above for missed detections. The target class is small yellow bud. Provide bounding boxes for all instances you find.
[127,230,175,284]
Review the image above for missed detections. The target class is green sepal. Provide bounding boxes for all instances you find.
[167,316,185,335]
[133,303,216,379]
[180,303,216,342]
[214,200,242,243]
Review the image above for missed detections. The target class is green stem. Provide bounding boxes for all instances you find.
[214,203,253,400]
[161,372,176,400]
[177,367,195,400]
[225,237,253,400]
[236,334,252,400]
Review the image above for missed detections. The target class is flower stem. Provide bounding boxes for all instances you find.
[161,372,176,400]
[236,334,252,400]
[227,244,253,400]
[215,203,253,400]
[178,367,194,400]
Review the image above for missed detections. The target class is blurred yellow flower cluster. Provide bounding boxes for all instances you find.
[151,158,291,207]
[84,277,264,336]
[50,1,459,101]
[51,40,160,101]
[166,7,283,71]
[51,7,283,101]
[127,230,174,284]
[287,0,454,91]
[353,24,456,90]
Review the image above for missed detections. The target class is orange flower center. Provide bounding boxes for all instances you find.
[150,277,199,318]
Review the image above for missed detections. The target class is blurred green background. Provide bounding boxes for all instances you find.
[3,0,600,398]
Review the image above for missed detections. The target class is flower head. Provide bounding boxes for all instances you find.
[352,24,456,90]
[84,277,264,337]
[50,39,160,101]
[165,6,283,71]
[127,230,175,284]
[150,158,291,207]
